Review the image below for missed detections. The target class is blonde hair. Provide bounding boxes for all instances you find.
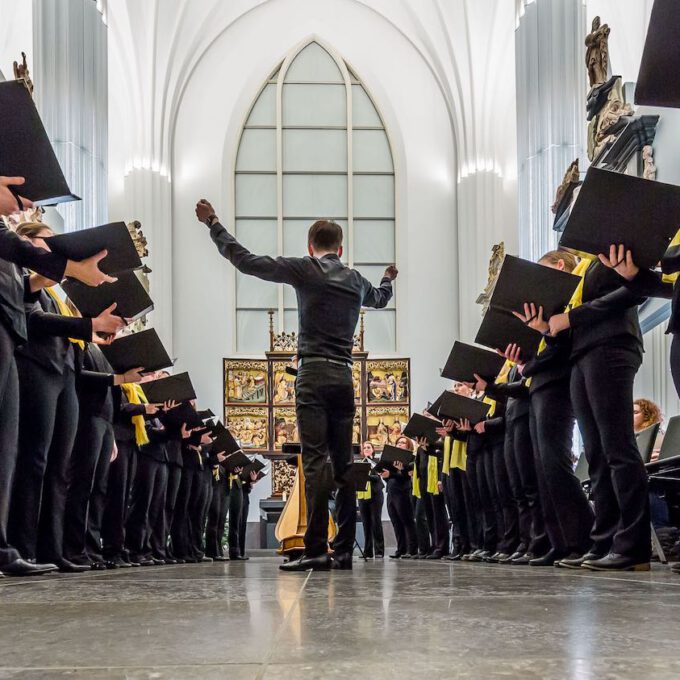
[15,221,52,240]
[539,250,578,273]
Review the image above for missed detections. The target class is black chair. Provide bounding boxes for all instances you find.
[636,422,660,464]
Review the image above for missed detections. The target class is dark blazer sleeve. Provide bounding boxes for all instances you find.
[486,380,529,401]
[0,225,67,281]
[26,301,93,340]
[209,222,306,285]
[568,286,646,329]
[624,268,674,300]
[361,276,393,309]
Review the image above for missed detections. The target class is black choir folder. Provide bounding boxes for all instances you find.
[635,0,680,109]
[489,255,580,319]
[559,167,680,270]
[441,341,505,383]
[211,423,241,456]
[46,222,142,275]
[224,451,252,473]
[475,307,542,358]
[0,80,79,205]
[241,458,267,482]
[437,391,490,425]
[379,444,414,466]
[350,462,371,487]
[62,271,153,322]
[164,402,203,429]
[141,372,196,404]
[101,328,173,373]
[402,413,440,443]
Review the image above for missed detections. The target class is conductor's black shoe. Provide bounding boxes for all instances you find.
[56,559,91,573]
[510,553,532,565]
[425,550,443,560]
[332,553,353,570]
[554,552,599,569]
[582,553,650,572]
[279,554,332,572]
[1,558,57,577]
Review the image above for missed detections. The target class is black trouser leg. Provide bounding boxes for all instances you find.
[85,424,114,561]
[125,454,160,558]
[572,346,650,560]
[431,492,449,553]
[63,415,108,562]
[11,360,72,560]
[171,466,195,559]
[163,465,182,557]
[296,362,355,557]
[413,496,431,554]
[102,439,135,559]
[36,367,79,564]
[387,486,406,553]
[469,449,497,551]
[491,439,518,554]
[530,382,592,554]
[359,499,375,556]
[371,489,385,556]
[0,325,21,568]
[449,470,471,553]
[503,419,531,553]
[391,487,416,554]
[239,491,250,557]
[149,462,169,558]
[204,475,224,557]
[228,481,243,558]
[188,468,210,557]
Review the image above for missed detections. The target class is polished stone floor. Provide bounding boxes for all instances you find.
[1,552,680,679]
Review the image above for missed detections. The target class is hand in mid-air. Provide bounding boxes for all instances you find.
[598,244,639,281]
[383,265,399,281]
[195,199,217,226]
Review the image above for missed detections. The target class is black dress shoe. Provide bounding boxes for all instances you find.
[469,550,491,563]
[494,552,512,563]
[554,552,600,569]
[510,553,532,565]
[229,555,248,561]
[91,561,108,571]
[201,556,214,563]
[56,559,91,573]
[444,552,463,562]
[105,558,122,569]
[375,554,384,559]
[425,550,443,560]
[389,552,403,559]
[279,554,331,572]
[135,557,155,567]
[400,553,414,559]
[1,558,57,577]
[210,555,229,562]
[671,562,680,574]
[151,557,166,565]
[164,558,178,565]
[529,550,567,567]
[582,553,650,572]
[507,551,525,562]
[332,553,353,570]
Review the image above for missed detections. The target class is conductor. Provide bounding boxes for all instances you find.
[195,201,396,571]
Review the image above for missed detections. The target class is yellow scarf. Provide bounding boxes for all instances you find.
[357,481,371,501]
[426,455,439,495]
[442,436,452,476]
[213,466,221,481]
[44,286,85,349]
[662,229,680,284]
[451,440,467,471]
[121,383,149,447]
[412,456,421,498]
[483,395,497,417]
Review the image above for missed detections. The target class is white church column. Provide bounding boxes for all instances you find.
[32,0,108,230]
[515,0,587,261]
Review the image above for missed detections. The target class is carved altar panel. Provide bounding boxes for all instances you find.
[225,406,269,451]
[273,407,298,450]
[366,359,410,404]
[272,459,296,498]
[366,405,410,450]
[224,360,268,405]
[271,361,296,406]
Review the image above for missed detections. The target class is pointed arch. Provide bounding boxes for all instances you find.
[234,38,396,353]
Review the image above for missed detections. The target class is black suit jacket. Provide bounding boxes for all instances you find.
[569,261,645,359]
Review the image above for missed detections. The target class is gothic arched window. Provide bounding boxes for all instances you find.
[234,40,396,353]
